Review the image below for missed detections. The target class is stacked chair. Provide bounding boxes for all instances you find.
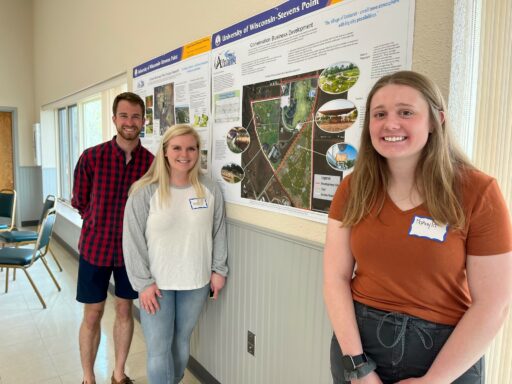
[0,195,62,271]
[0,189,17,275]
[0,208,60,308]
[0,189,16,232]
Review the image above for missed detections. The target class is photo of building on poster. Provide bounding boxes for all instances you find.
[221,62,360,214]
[154,82,175,135]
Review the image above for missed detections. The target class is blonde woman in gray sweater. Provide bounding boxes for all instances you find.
[123,124,228,384]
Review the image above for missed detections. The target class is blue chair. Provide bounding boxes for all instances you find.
[0,189,16,232]
[0,195,62,272]
[0,208,61,308]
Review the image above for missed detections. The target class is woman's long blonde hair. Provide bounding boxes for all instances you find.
[129,124,204,205]
[342,71,473,229]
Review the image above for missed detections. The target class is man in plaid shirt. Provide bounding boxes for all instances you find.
[72,92,154,384]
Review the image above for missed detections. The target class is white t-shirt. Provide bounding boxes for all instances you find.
[145,185,215,290]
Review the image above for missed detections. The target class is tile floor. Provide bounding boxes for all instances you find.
[0,239,201,384]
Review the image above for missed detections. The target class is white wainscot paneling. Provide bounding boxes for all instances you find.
[191,219,332,384]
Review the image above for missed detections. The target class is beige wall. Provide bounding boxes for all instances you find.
[32,0,283,108]
[32,0,454,241]
[0,0,35,166]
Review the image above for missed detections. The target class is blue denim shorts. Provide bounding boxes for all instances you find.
[330,301,484,384]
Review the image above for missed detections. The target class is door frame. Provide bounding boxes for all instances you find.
[0,106,21,228]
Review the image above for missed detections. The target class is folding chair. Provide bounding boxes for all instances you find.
[0,195,62,271]
[0,208,60,309]
[0,189,16,232]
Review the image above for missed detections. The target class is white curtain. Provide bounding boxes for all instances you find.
[472,0,512,382]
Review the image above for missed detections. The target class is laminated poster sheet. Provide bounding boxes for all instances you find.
[210,0,415,222]
[133,37,212,173]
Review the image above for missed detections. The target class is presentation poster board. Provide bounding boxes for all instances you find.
[133,37,212,172]
[210,0,415,222]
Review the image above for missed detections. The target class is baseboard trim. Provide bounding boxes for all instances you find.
[52,234,220,384]
[188,356,221,384]
[53,233,79,259]
[187,356,220,384]
[22,220,39,227]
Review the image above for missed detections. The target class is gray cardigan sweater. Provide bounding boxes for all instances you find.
[122,176,228,292]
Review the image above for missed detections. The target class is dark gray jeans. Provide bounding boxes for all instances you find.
[330,301,484,384]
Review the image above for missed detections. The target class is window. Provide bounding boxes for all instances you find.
[58,108,70,201]
[451,2,512,383]
[57,105,79,201]
[82,97,102,149]
[41,75,127,203]
[69,105,79,171]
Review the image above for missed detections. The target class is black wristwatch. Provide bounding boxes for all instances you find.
[341,353,368,371]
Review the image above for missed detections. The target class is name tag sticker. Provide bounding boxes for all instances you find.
[189,198,208,209]
[408,215,448,242]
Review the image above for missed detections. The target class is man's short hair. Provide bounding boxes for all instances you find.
[112,92,145,116]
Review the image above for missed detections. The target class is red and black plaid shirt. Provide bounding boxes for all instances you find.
[71,136,154,266]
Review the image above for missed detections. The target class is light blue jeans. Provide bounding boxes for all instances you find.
[140,284,209,384]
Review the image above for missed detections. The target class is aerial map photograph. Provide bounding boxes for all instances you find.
[239,63,360,213]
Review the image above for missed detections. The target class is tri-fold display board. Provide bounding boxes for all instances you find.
[133,0,415,222]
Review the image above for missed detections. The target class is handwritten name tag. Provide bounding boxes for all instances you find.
[408,215,448,242]
[189,198,208,209]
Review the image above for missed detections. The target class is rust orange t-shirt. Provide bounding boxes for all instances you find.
[328,169,512,325]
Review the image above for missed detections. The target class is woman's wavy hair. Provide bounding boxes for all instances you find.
[342,70,472,229]
[129,124,204,205]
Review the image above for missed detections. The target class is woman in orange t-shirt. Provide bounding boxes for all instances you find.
[323,71,512,384]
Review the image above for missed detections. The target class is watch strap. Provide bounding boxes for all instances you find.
[343,356,376,381]
[351,353,368,368]
[342,353,368,371]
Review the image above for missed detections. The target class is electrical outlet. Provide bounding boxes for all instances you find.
[247,331,255,356]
